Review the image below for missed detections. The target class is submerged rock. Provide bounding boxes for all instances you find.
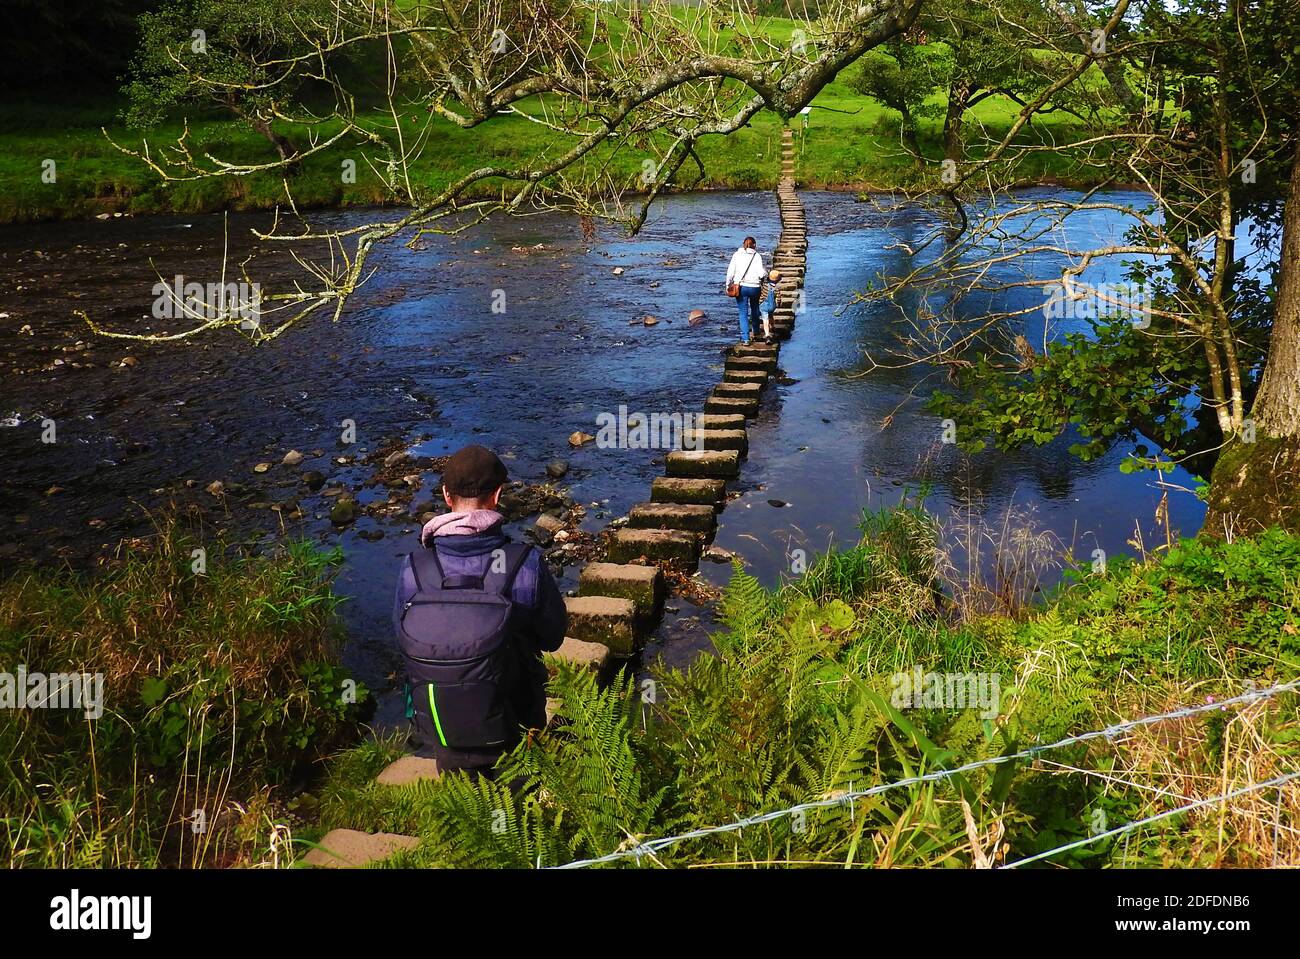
[703,545,737,564]
[546,459,569,479]
[282,449,304,466]
[330,499,357,527]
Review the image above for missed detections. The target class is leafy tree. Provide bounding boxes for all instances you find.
[924,0,1081,161]
[121,0,341,163]
[902,0,1300,532]
[852,35,950,162]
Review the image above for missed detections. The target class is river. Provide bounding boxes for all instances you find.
[0,189,1206,728]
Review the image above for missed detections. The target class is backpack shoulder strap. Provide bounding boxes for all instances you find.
[408,545,446,592]
[484,543,534,599]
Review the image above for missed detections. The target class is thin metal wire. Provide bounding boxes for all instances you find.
[551,677,1300,869]
[1001,769,1300,869]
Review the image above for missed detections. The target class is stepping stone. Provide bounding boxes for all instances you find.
[547,636,613,671]
[578,562,663,616]
[651,476,726,507]
[712,380,762,400]
[628,502,718,534]
[303,830,419,869]
[730,342,778,357]
[667,449,741,478]
[724,355,776,374]
[681,427,748,453]
[723,369,768,385]
[608,528,700,567]
[376,755,440,786]
[564,595,637,653]
[704,395,759,416]
[700,412,747,430]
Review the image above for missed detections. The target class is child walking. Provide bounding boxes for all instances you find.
[759,269,782,343]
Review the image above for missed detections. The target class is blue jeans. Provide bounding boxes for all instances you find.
[736,285,761,343]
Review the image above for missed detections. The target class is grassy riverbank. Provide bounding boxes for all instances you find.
[6,500,1298,868]
[0,37,1097,224]
[0,514,367,868]
[305,501,1300,869]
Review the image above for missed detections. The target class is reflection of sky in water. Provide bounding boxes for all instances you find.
[338,189,1213,609]
[285,192,1222,687]
[699,189,1210,593]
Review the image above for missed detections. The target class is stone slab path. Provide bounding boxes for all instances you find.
[302,128,809,867]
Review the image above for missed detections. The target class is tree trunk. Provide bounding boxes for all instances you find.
[250,117,297,167]
[943,78,971,162]
[227,97,299,173]
[899,102,922,165]
[1204,135,1300,536]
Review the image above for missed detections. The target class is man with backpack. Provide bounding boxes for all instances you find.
[392,444,567,777]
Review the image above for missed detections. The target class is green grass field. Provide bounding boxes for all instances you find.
[0,13,1101,223]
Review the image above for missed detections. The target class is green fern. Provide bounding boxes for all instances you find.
[716,560,771,655]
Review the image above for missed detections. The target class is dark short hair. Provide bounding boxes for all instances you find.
[743,236,756,247]
[441,444,508,499]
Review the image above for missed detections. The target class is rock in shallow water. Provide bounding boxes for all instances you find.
[330,499,357,527]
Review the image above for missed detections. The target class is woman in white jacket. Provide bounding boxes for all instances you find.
[725,236,765,345]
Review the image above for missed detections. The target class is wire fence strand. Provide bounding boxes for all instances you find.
[551,677,1300,869]
[1001,768,1300,869]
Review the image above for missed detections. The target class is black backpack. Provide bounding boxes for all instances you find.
[397,543,534,750]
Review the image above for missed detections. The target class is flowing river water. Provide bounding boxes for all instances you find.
[0,189,1206,728]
